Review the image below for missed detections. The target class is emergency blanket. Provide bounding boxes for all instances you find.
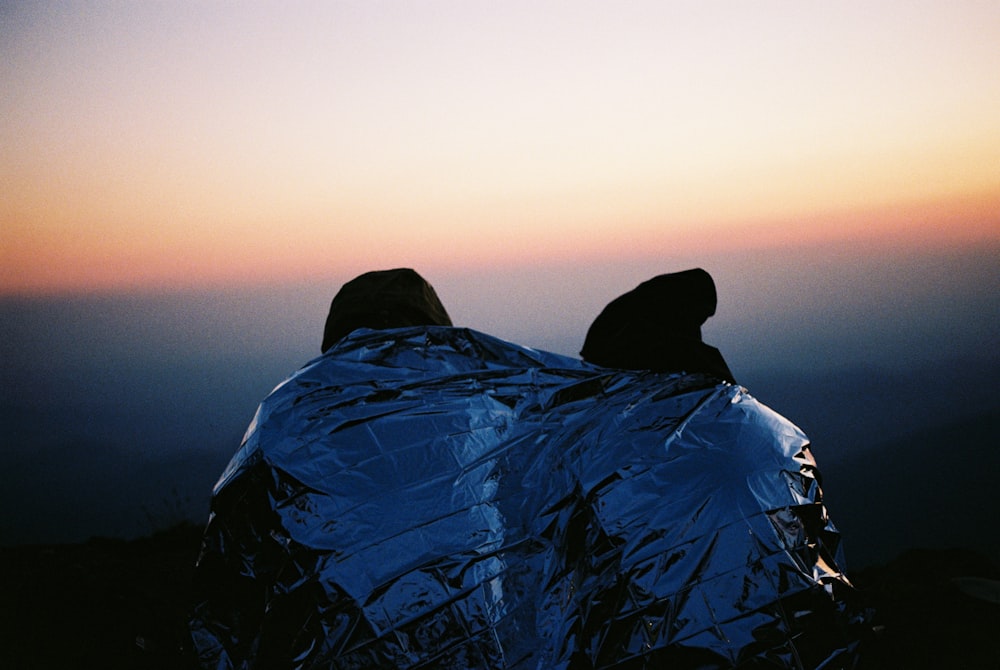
[191,326,864,668]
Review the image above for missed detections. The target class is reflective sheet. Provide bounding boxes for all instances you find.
[190,326,866,669]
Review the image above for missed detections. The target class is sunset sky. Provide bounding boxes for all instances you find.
[3,2,1000,556]
[3,1,999,295]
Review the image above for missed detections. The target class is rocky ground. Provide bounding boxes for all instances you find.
[1,523,997,669]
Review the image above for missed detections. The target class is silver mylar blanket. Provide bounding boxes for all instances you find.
[190,326,865,668]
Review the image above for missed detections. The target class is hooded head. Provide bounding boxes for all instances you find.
[321,268,452,352]
[580,268,735,382]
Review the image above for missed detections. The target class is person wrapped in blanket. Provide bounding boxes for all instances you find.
[190,268,867,669]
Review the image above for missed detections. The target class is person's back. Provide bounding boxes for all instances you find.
[190,268,867,669]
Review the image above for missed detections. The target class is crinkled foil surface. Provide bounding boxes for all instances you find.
[191,327,866,669]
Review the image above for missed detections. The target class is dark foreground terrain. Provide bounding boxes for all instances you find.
[1,523,998,669]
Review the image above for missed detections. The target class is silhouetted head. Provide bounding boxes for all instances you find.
[321,268,452,352]
[581,268,735,382]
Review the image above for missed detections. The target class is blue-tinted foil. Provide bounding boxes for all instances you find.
[191,326,866,668]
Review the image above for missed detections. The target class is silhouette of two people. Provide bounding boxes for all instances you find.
[321,267,735,383]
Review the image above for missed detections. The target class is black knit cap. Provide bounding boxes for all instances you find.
[321,268,452,352]
[580,268,735,382]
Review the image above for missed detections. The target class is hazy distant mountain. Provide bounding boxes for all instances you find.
[821,407,1000,568]
[2,249,996,554]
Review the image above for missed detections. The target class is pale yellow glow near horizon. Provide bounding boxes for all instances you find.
[3,1,999,294]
